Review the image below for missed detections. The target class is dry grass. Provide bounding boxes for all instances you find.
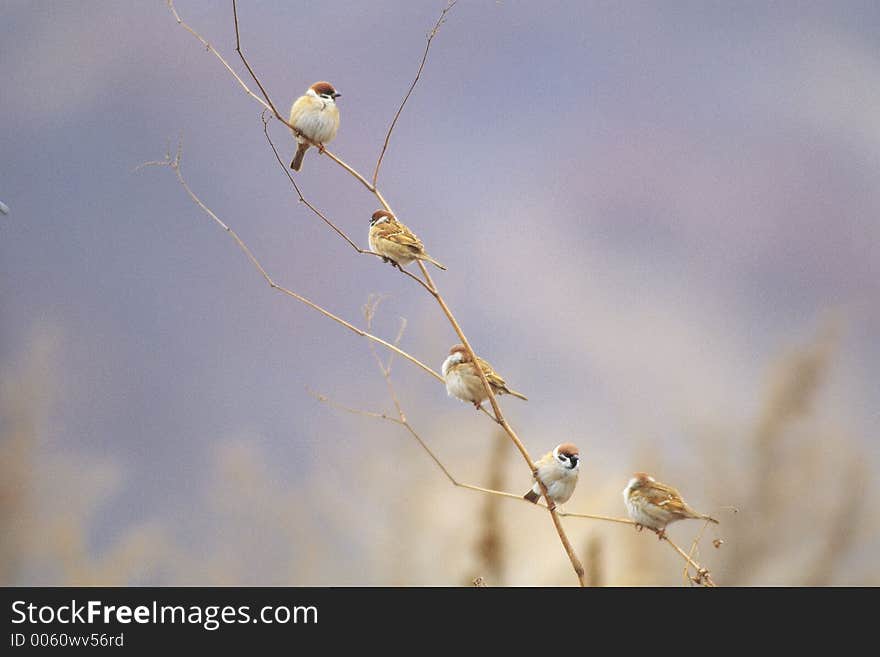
[465,431,509,586]
[2,320,872,585]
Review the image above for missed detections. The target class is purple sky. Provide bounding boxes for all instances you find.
[2,1,878,584]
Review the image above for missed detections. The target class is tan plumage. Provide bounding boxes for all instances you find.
[368,210,446,270]
[441,344,527,409]
[523,443,580,505]
[289,81,340,171]
[623,472,718,535]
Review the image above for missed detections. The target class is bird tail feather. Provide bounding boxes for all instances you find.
[419,254,447,271]
[290,143,309,171]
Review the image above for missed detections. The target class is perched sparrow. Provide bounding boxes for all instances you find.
[623,472,718,537]
[524,443,580,505]
[368,210,446,270]
[441,344,527,409]
[289,81,341,171]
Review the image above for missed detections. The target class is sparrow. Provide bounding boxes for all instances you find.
[289,81,341,171]
[623,472,718,538]
[441,344,527,409]
[523,443,580,505]
[368,210,446,270]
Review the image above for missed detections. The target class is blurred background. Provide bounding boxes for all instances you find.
[1,1,878,586]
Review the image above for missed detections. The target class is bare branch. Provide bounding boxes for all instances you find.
[140,143,443,384]
[261,111,365,253]
[306,388,403,425]
[557,511,635,525]
[232,0,282,120]
[372,1,457,186]
[166,1,272,113]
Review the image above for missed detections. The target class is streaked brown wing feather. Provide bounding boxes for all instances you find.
[645,482,698,517]
[379,220,425,253]
[476,357,509,391]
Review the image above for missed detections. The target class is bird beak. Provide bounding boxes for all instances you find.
[332,93,341,99]
[569,457,578,468]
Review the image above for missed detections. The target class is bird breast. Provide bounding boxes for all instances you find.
[443,363,487,403]
[536,461,578,504]
[537,460,576,486]
[290,98,339,143]
[625,493,667,529]
[370,229,416,265]
[545,478,576,505]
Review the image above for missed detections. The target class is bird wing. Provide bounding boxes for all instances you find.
[377,220,425,254]
[644,481,699,517]
[289,95,318,127]
[476,357,509,390]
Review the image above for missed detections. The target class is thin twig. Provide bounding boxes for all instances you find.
[232,0,281,120]
[364,297,411,424]
[310,380,539,505]
[306,389,402,425]
[663,534,716,587]
[372,1,457,186]
[261,111,364,253]
[139,144,443,384]
[558,511,635,525]
[167,0,272,112]
[684,519,713,586]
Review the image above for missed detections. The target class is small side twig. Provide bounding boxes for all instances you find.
[372,1,457,186]
[232,0,281,119]
[167,0,271,112]
[663,533,716,587]
[683,518,714,586]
